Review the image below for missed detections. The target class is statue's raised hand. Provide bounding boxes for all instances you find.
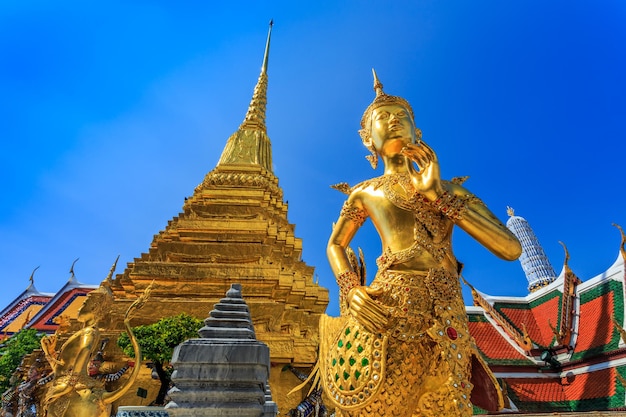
[401,141,444,201]
[347,286,390,333]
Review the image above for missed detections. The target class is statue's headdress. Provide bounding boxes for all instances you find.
[360,69,415,130]
[359,70,419,169]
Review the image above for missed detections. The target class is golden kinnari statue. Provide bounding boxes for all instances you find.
[40,265,151,417]
[318,71,522,416]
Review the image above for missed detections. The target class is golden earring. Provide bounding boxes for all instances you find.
[415,127,422,141]
[366,149,378,169]
[359,129,378,170]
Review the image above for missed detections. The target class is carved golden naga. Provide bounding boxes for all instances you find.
[40,261,151,417]
[319,71,522,416]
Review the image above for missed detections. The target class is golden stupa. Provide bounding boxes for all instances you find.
[75,22,328,413]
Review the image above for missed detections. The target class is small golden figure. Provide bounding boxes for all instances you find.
[40,263,150,417]
[321,71,522,416]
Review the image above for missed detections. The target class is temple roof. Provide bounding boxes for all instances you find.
[467,307,534,366]
[25,276,98,333]
[0,270,54,337]
[466,227,626,413]
[505,367,622,412]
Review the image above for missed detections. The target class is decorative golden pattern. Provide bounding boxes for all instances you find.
[340,201,368,227]
[320,315,388,410]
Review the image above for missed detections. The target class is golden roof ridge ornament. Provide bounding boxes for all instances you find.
[68,257,79,283]
[556,240,579,347]
[27,266,40,291]
[216,20,274,172]
[613,223,626,261]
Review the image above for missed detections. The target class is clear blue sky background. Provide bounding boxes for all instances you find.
[1,1,625,317]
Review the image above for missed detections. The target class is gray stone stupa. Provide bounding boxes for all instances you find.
[166,283,277,417]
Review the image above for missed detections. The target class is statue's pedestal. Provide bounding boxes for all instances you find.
[116,406,169,417]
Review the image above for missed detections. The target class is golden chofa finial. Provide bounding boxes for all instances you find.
[28,265,40,286]
[506,206,515,217]
[69,258,79,278]
[613,223,626,261]
[558,241,570,266]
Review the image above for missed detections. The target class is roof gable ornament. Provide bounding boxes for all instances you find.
[555,241,580,348]
[26,266,40,293]
[613,223,626,262]
[461,276,534,352]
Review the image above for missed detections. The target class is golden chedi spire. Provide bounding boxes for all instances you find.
[217,20,273,172]
[108,21,328,414]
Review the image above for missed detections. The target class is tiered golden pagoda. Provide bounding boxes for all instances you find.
[96,23,328,412]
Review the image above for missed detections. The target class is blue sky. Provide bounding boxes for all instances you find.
[1,2,625,316]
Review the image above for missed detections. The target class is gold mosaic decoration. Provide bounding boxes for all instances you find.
[319,315,388,410]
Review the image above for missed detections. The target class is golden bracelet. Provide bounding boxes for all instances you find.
[337,270,360,315]
[338,270,360,296]
[432,191,468,220]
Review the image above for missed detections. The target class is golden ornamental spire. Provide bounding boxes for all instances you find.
[239,20,273,132]
[372,68,384,97]
[217,20,274,172]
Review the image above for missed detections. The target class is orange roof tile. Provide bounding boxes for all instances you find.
[498,295,560,347]
[506,367,616,403]
[468,319,531,363]
[574,291,615,354]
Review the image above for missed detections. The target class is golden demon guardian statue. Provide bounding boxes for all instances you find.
[40,263,151,417]
[317,71,522,416]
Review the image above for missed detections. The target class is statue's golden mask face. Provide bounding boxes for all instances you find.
[77,300,96,322]
[367,104,416,156]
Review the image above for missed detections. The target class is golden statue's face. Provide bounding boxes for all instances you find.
[77,300,96,323]
[369,104,416,156]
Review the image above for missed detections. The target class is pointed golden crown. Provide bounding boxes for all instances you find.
[360,69,415,129]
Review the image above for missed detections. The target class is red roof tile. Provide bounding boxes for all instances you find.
[468,319,530,362]
[498,295,560,347]
[506,367,616,403]
[574,291,615,354]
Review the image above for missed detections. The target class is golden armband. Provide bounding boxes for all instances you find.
[340,201,367,226]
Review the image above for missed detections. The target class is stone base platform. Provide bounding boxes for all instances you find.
[493,412,626,416]
[116,406,169,417]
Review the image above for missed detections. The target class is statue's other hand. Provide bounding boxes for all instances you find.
[347,286,389,333]
[401,142,433,169]
[401,142,443,199]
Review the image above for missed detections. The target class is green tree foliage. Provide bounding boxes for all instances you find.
[117,313,203,405]
[0,329,44,392]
